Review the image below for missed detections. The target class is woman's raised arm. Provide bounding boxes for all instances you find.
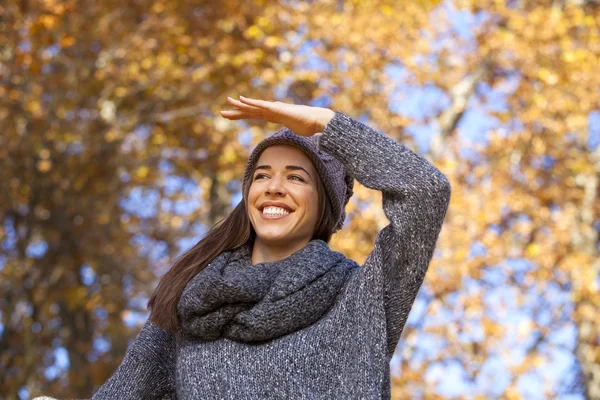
[318,110,451,359]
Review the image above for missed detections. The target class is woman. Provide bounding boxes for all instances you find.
[89,96,451,399]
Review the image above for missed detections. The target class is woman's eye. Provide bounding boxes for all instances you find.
[290,175,305,182]
[253,174,304,182]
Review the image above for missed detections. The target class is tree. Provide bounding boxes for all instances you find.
[2,0,598,398]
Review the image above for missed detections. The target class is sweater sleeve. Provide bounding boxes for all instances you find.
[90,319,177,400]
[318,110,451,359]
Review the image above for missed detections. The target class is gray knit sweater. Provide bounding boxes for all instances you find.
[90,110,451,399]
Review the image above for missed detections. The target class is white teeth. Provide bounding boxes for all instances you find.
[262,206,290,216]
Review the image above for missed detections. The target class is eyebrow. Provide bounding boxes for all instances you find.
[255,165,312,179]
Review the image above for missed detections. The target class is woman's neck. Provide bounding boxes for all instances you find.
[251,238,311,265]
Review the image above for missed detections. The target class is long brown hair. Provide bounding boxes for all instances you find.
[147,162,339,334]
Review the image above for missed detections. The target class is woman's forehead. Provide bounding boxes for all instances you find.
[257,145,311,164]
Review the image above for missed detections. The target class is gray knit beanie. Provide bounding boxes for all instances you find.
[242,127,354,233]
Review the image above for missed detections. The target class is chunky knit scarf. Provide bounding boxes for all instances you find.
[177,239,357,343]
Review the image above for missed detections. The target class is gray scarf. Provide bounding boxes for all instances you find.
[177,239,357,343]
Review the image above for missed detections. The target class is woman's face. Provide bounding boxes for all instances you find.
[247,145,320,247]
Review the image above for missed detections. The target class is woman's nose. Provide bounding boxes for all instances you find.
[266,176,287,195]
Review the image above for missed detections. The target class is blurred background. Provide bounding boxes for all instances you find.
[1,0,599,399]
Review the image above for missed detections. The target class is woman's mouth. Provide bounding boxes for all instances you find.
[260,207,293,220]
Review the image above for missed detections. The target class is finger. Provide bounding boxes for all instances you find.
[220,110,259,120]
[220,109,245,117]
[224,105,263,117]
[238,96,273,109]
[227,96,263,112]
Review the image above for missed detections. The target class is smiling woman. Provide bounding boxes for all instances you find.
[247,144,323,264]
[88,98,451,400]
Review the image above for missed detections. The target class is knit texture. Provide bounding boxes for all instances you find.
[90,110,451,400]
[177,239,356,342]
[241,129,354,233]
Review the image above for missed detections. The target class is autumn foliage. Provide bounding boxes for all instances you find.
[1,0,598,399]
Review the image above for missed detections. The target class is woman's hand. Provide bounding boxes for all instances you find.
[219,96,335,137]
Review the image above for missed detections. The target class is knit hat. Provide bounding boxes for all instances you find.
[242,128,354,233]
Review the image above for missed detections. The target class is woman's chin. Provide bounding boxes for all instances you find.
[255,228,291,242]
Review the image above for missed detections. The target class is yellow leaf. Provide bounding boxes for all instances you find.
[60,34,75,48]
[27,100,42,114]
[157,53,172,68]
[380,5,394,17]
[538,68,559,85]
[526,243,540,256]
[192,65,210,81]
[220,143,238,164]
[245,25,264,40]
[115,87,128,97]
[170,216,183,229]
[136,166,149,178]
[36,160,52,173]
[152,132,166,145]
[561,51,575,63]
[264,36,280,48]
[39,15,57,29]
[141,58,153,70]
[584,16,595,26]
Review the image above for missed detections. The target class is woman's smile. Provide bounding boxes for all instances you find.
[259,207,294,220]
